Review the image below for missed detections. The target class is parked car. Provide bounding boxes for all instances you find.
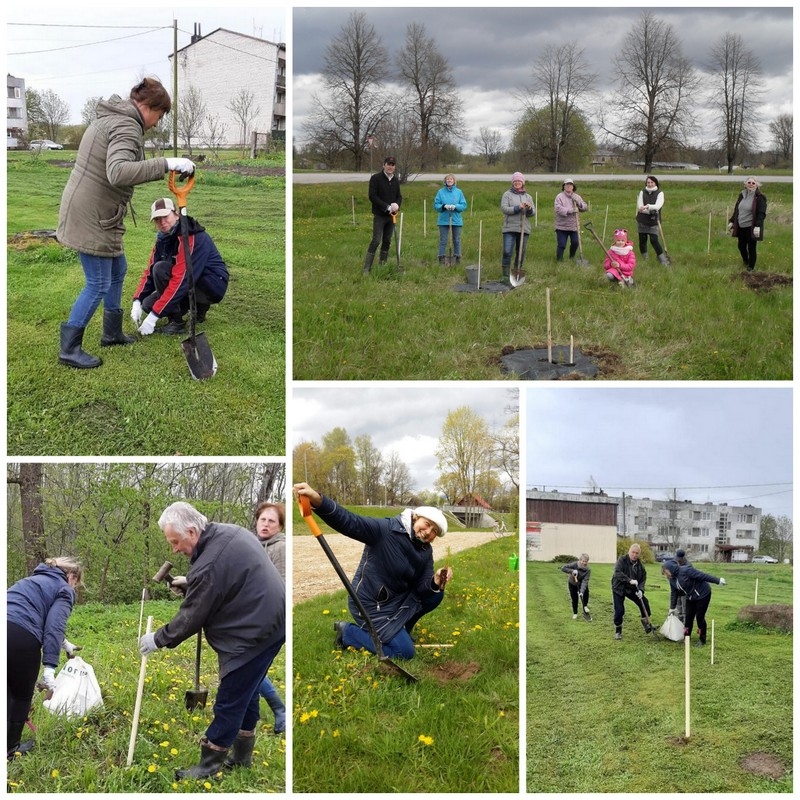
[752,555,778,564]
[29,139,63,150]
[654,552,675,562]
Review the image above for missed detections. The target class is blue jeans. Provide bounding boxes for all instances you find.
[502,232,528,267]
[67,252,128,327]
[438,224,462,257]
[555,230,579,260]
[204,637,284,748]
[341,590,445,660]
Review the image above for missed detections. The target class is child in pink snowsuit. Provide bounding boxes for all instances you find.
[604,228,636,287]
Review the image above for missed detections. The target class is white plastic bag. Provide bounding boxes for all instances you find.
[43,656,103,718]
[659,613,685,642]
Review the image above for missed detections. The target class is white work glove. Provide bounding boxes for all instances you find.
[41,666,57,691]
[62,638,81,658]
[719,578,727,586]
[139,632,158,656]
[446,204,456,211]
[726,222,734,234]
[668,608,676,616]
[169,575,188,597]
[165,157,195,175]
[130,300,143,325]
[629,579,638,587]
[389,202,399,214]
[138,312,159,336]
[753,227,760,238]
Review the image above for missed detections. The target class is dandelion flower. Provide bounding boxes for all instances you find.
[203,781,212,789]
[418,734,434,746]
[51,769,60,779]
[170,748,178,755]
[147,764,157,773]
[322,609,330,615]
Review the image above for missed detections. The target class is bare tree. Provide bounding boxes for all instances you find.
[768,113,792,161]
[201,113,228,159]
[177,86,206,154]
[383,451,413,506]
[708,33,763,174]
[373,106,420,182]
[7,464,46,575]
[602,12,700,172]
[80,96,103,127]
[396,22,464,169]
[526,42,597,172]
[473,126,504,166]
[33,89,70,141]
[307,11,392,171]
[227,88,261,150]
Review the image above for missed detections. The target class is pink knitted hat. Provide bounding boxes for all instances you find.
[511,172,525,184]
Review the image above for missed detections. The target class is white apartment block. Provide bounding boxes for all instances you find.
[7,74,27,146]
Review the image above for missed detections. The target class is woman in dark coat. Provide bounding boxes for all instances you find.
[662,560,727,646]
[728,177,767,272]
[294,482,452,660]
[7,557,83,758]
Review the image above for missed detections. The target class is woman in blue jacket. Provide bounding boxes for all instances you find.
[7,557,83,759]
[294,482,453,660]
[662,560,726,646]
[433,174,468,264]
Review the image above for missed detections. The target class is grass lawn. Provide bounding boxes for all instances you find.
[6,151,285,456]
[527,560,792,792]
[293,179,792,380]
[292,537,520,793]
[6,600,286,793]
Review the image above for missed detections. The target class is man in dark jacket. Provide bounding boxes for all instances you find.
[139,501,285,779]
[294,482,452,660]
[363,155,402,274]
[131,198,229,335]
[611,543,652,640]
[560,554,591,620]
[662,560,726,647]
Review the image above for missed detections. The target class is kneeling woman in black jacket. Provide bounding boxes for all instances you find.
[294,482,452,660]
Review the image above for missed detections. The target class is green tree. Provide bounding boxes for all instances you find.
[513,104,595,172]
[435,407,493,507]
[321,427,357,502]
[354,434,384,505]
[759,514,793,563]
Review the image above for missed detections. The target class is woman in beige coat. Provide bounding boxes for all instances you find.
[56,77,195,369]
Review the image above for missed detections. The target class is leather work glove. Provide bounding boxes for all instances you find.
[62,638,82,658]
[130,300,143,325]
[165,157,195,175]
[138,312,159,336]
[139,633,159,656]
[169,576,188,597]
[41,666,57,692]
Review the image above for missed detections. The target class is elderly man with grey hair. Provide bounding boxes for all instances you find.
[139,501,285,779]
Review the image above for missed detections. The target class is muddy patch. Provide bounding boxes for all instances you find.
[737,604,793,633]
[740,752,787,779]
[430,661,481,683]
[665,735,690,746]
[738,271,792,291]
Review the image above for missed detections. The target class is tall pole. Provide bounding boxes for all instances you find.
[172,20,178,155]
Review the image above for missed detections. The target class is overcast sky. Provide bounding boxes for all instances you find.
[293,5,793,153]
[525,387,793,519]
[6,6,287,124]
[293,386,518,494]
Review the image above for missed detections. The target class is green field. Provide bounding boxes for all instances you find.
[527,560,792,792]
[6,151,285,456]
[292,538,520,793]
[293,179,792,380]
[6,600,286,793]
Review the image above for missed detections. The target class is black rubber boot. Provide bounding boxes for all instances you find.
[224,732,256,768]
[158,316,186,335]
[614,626,622,640]
[333,621,347,650]
[378,249,389,265]
[261,686,286,734]
[641,617,653,634]
[175,738,229,780]
[100,309,135,346]
[196,304,210,323]
[59,324,102,369]
[362,251,375,274]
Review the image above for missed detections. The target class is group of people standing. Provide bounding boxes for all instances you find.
[562,543,727,645]
[362,158,769,282]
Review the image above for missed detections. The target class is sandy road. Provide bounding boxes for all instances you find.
[291,530,507,604]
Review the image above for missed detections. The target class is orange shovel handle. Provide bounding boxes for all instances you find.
[298,495,322,537]
[168,171,195,210]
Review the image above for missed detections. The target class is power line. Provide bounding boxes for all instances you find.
[8,27,168,56]
[528,482,791,492]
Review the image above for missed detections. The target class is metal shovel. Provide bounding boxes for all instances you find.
[574,201,590,266]
[298,496,417,683]
[168,172,216,380]
[184,632,209,709]
[390,210,403,273]
[510,208,527,287]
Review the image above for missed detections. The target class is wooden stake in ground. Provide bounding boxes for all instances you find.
[128,616,153,767]
[602,205,609,241]
[707,211,712,254]
[535,192,538,227]
[477,220,482,288]
[471,195,474,218]
[754,577,759,605]
[711,619,715,665]
[351,196,356,226]
[423,199,427,237]
[546,288,552,363]
[569,335,574,365]
[684,634,691,739]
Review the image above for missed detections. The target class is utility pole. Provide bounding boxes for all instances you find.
[172,20,178,155]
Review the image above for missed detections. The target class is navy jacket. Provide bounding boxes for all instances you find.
[314,496,441,642]
[668,564,721,607]
[7,564,75,668]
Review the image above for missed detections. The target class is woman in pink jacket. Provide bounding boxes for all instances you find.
[553,178,588,261]
[604,228,636,287]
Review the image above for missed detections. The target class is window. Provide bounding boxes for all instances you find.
[702,511,711,520]
[700,544,709,553]
[735,529,753,539]
[693,511,701,520]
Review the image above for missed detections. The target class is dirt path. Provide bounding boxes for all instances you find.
[291,530,503,604]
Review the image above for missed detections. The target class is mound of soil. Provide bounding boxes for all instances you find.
[430,661,481,683]
[737,604,793,632]
[740,752,787,779]
[738,271,792,291]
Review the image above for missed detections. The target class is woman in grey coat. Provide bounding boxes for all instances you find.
[56,77,195,369]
